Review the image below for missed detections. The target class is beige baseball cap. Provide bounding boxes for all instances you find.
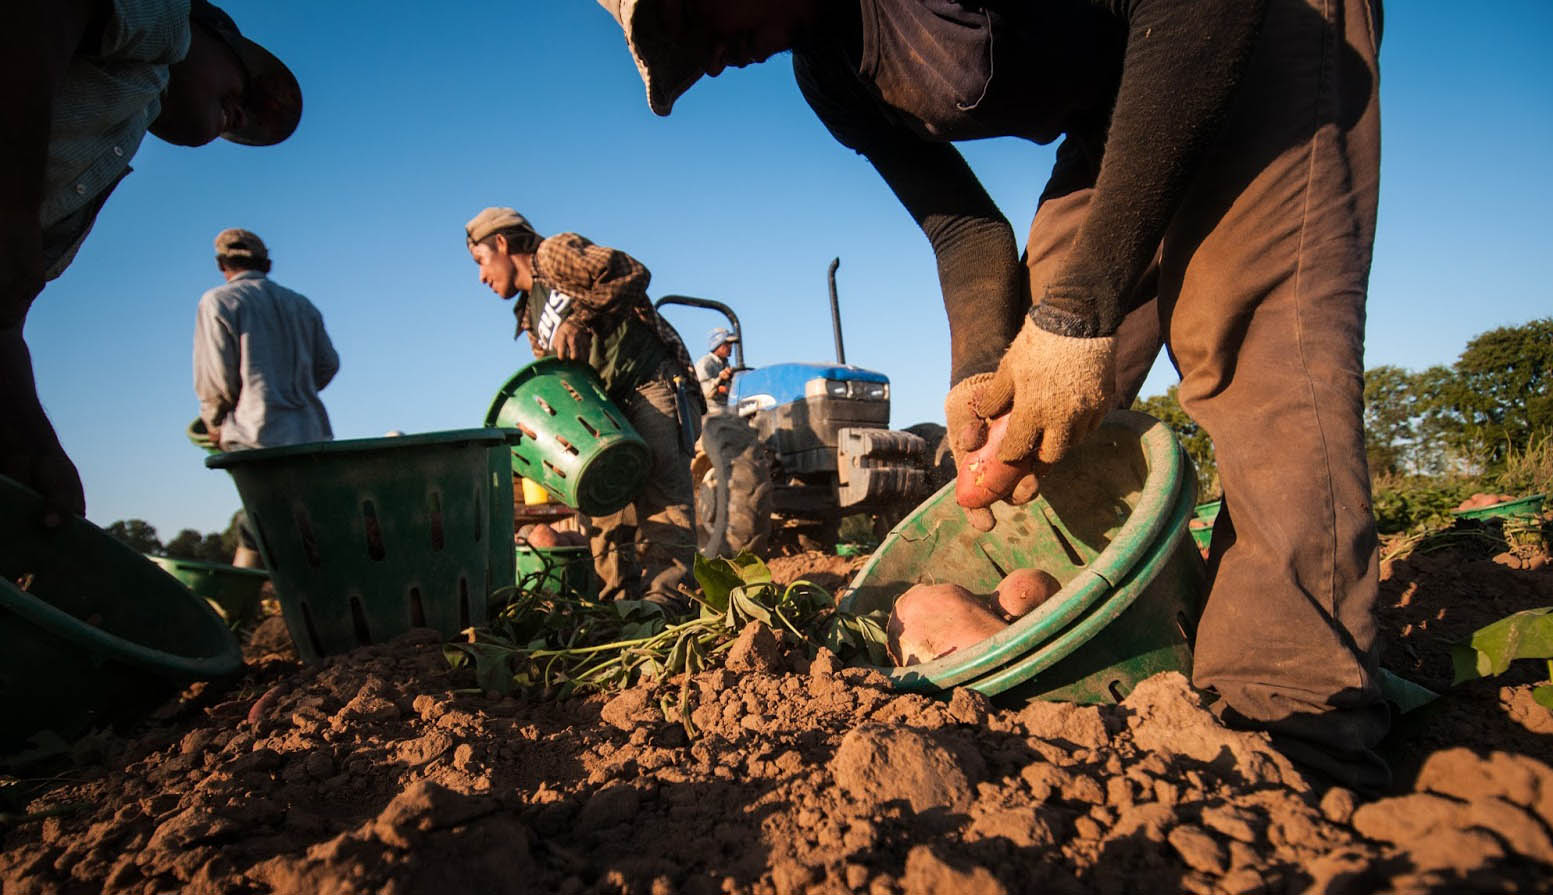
[465,207,540,248]
[597,0,701,117]
[213,228,268,261]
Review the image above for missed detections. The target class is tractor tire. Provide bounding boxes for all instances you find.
[694,414,774,558]
[904,422,955,493]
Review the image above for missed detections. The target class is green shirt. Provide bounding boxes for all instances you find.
[523,281,674,400]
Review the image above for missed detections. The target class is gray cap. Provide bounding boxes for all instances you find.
[465,207,540,248]
[214,228,268,261]
[707,327,737,352]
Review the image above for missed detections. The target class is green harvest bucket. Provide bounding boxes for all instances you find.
[1451,493,1546,521]
[145,556,269,625]
[484,358,650,517]
[515,546,597,598]
[187,418,219,455]
[1189,499,1222,551]
[0,476,242,753]
[840,410,1206,706]
[207,429,517,662]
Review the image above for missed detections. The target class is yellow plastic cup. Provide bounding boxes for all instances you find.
[520,477,552,505]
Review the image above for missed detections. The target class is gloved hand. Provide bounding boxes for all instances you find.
[977,319,1116,466]
[552,318,593,362]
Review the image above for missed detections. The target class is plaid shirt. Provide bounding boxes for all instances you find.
[531,233,703,410]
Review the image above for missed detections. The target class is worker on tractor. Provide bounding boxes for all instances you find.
[464,207,703,609]
[696,327,738,407]
[2,0,302,526]
[597,0,1389,790]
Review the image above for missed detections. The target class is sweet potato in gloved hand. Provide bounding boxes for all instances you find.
[947,320,1116,530]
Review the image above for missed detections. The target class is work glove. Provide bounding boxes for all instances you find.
[551,318,593,362]
[947,321,1115,529]
[980,319,1116,466]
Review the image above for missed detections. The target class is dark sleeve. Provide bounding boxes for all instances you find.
[1032,0,1265,338]
[794,48,1024,385]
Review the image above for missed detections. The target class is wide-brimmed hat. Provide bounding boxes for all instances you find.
[596,0,702,117]
[191,0,303,145]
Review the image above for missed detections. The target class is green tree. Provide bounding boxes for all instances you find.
[163,529,227,562]
[1451,318,1553,467]
[163,528,205,560]
[1363,365,1416,476]
[1133,385,1218,501]
[105,519,163,555]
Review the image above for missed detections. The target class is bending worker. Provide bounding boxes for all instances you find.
[696,327,737,407]
[2,0,302,522]
[465,207,702,608]
[598,0,1389,789]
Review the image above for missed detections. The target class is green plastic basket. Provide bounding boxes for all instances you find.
[187,418,219,455]
[1451,493,1545,521]
[1,476,242,752]
[207,429,517,662]
[145,556,269,625]
[841,410,1206,705]
[484,358,650,516]
[515,545,597,598]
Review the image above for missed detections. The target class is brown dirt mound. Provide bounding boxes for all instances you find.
[3,541,1551,894]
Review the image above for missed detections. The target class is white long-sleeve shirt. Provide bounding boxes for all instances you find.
[193,271,338,450]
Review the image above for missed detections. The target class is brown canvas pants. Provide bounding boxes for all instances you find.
[1025,0,1388,788]
[584,379,697,604]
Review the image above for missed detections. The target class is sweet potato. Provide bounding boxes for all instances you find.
[887,583,1008,666]
[557,530,589,547]
[955,413,1035,510]
[993,568,1062,619]
[523,523,563,548]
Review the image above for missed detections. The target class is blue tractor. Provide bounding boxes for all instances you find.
[658,260,953,556]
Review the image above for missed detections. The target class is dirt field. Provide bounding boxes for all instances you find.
[3,535,1551,895]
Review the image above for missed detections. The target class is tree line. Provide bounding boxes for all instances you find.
[1136,317,1552,517]
[107,512,244,564]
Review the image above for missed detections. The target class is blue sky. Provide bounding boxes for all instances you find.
[28,0,1553,538]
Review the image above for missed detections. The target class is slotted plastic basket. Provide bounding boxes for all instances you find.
[485,358,650,516]
[207,429,517,662]
[842,410,1206,705]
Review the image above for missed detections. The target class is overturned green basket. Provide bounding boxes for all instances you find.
[1,477,242,752]
[841,410,1205,705]
[484,358,650,516]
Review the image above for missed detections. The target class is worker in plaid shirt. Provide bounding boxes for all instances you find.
[465,207,701,609]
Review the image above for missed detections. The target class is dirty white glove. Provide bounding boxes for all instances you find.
[976,320,1116,466]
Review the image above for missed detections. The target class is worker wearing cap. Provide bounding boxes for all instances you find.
[1,0,302,523]
[194,228,337,567]
[465,207,702,607]
[696,328,738,406]
[598,1,1389,789]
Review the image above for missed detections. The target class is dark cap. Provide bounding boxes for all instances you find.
[190,0,303,146]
